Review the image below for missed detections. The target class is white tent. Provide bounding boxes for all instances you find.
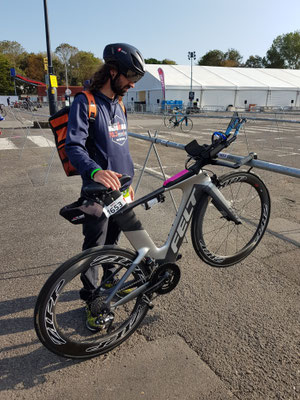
[123,65,300,112]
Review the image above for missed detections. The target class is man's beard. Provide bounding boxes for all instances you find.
[111,76,130,96]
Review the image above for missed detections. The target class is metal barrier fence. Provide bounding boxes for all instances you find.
[185,114,300,124]
[128,132,300,180]
[1,105,300,184]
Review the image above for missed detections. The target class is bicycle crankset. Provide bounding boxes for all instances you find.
[149,263,181,295]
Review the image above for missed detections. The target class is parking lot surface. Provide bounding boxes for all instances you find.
[0,109,299,400]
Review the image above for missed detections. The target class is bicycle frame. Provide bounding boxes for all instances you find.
[125,172,241,260]
[98,114,246,309]
[103,168,241,309]
[174,114,186,125]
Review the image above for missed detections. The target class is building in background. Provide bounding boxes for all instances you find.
[124,65,300,113]
[37,85,83,103]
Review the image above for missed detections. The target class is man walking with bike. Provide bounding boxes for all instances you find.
[65,43,145,331]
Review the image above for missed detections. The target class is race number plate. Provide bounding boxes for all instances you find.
[103,195,127,218]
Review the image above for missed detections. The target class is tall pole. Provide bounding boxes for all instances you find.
[65,63,69,89]
[187,51,196,109]
[13,77,17,96]
[190,55,193,95]
[43,0,57,116]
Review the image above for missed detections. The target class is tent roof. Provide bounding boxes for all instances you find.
[138,65,300,91]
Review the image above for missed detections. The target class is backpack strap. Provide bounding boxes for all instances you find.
[118,96,127,118]
[75,91,123,120]
[82,90,97,121]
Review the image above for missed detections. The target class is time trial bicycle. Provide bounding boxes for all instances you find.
[34,115,271,359]
[164,109,193,132]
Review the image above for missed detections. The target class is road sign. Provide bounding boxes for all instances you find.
[50,75,58,88]
[65,88,72,96]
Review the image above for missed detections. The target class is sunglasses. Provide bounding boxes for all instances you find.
[125,70,144,83]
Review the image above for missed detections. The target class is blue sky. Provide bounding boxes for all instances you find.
[1,0,299,65]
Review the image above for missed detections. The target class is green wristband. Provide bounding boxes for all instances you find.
[91,168,101,179]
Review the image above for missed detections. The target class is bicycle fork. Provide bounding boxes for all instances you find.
[200,182,242,224]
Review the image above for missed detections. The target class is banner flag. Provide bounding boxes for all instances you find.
[157,68,165,100]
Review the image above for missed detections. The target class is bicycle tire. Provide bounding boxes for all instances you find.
[191,171,270,267]
[34,246,150,359]
[164,115,176,128]
[180,117,193,132]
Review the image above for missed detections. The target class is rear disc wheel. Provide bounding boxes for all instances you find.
[34,247,150,359]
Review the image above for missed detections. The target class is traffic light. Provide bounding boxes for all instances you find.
[43,57,48,72]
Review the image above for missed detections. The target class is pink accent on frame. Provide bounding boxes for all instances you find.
[163,169,189,186]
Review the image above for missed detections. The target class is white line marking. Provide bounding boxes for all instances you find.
[278,152,300,157]
[161,131,189,138]
[0,138,18,150]
[129,125,146,129]
[134,163,171,179]
[161,130,212,136]
[27,136,55,147]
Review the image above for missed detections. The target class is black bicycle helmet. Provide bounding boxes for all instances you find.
[103,43,145,83]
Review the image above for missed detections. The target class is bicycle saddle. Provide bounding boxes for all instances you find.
[82,174,131,197]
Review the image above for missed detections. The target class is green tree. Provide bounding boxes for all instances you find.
[244,55,264,68]
[69,51,102,85]
[0,53,14,94]
[145,58,176,64]
[223,48,243,67]
[197,50,225,66]
[264,41,286,68]
[145,58,160,64]
[161,59,176,65]
[264,31,300,69]
[55,43,78,86]
[24,53,45,82]
[17,52,30,75]
[52,56,66,85]
[0,40,25,68]
[11,52,46,94]
[198,49,243,67]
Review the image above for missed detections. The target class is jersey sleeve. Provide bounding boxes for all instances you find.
[65,94,101,180]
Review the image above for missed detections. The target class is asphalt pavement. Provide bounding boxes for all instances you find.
[0,108,299,400]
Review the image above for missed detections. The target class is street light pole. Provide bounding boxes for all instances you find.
[187,51,196,109]
[43,0,57,116]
